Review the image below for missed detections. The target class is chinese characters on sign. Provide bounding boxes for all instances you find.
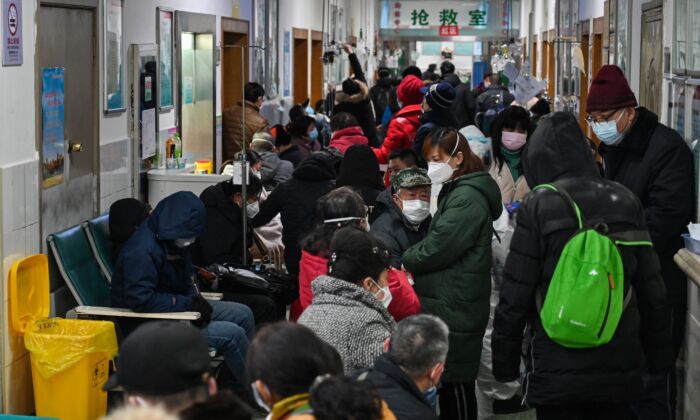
[408,7,487,28]
[3,0,22,66]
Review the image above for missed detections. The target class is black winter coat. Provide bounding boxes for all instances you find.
[252,154,336,276]
[192,182,250,267]
[278,145,305,168]
[370,189,430,268]
[412,110,459,168]
[441,73,476,128]
[360,354,438,420]
[333,53,379,146]
[492,113,672,406]
[599,107,694,307]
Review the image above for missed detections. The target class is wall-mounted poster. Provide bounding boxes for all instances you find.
[41,67,65,188]
[157,7,174,111]
[104,0,125,113]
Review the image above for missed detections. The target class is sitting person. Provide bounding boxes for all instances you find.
[192,175,282,326]
[104,321,252,419]
[371,168,431,269]
[360,314,450,420]
[111,191,255,389]
[385,148,420,187]
[247,321,395,419]
[298,227,397,374]
[328,112,368,154]
[272,124,304,168]
[251,131,293,190]
[298,187,420,321]
[109,198,150,262]
[336,145,385,224]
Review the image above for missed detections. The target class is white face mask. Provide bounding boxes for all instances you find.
[174,237,196,248]
[400,199,430,224]
[251,383,271,412]
[427,139,460,185]
[371,278,393,308]
[246,201,260,218]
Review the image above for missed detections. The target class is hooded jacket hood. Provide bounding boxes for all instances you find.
[449,172,503,221]
[292,152,337,181]
[335,80,370,104]
[148,191,206,240]
[522,112,600,187]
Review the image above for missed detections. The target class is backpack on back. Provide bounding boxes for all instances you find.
[534,184,653,348]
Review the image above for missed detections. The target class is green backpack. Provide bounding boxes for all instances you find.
[534,184,653,348]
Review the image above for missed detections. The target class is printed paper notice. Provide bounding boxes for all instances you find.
[141,108,156,158]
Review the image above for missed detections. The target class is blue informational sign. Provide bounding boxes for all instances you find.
[472,61,488,90]
[283,30,290,97]
[41,67,65,188]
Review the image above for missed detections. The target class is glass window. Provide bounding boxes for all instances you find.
[674,0,687,71]
[690,1,700,71]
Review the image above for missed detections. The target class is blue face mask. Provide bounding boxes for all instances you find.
[591,111,625,146]
[305,105,315,116]
[423,386,438,412]
[309,127,319,141]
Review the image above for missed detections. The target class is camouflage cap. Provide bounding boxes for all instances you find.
[392,167,432,192]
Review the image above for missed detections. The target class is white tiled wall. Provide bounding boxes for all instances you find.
[0,158,41,414]
[99,137,133,213]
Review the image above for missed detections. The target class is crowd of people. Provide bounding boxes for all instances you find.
[102,56,693,420]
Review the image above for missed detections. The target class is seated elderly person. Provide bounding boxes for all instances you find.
[250,131,293,190]
[371,168,431,269]
[111,192,255,389]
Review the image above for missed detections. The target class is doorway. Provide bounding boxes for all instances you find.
[221,17,249,111]
[38,2,98,242]
[640,2,663,116]
[293,28,309,104]
[310,30,324,107]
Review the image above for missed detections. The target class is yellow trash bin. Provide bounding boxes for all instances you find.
[9,254,118,420]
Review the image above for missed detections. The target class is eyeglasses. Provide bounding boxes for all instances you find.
[586,109,622,126]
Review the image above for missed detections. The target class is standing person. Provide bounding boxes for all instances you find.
[371,168,431,269]
[298,227,396,374]
[336,145,385,224]
[439,61,477,128]
[110,192,255,389]
[328,112,369,154]
[333,44,379,146]
[586,65,693,419]
[472,72,493,98]
[412,82,459,168]
[476,74,514,113]
[223,82,269,162]
[247,322,395,420]
[297,187,420,322]
[370,67,394,123]
[373,75,424,166]
[250,132,293,190]
[361,314,449,420]
[286,115,321,162]
[492,112,672,420]
[402,128,502,420]
[252,152,336,279]
[401,65,423,79]
[488,106,535,205]
[272,124,304,168]
[422,64,438,81]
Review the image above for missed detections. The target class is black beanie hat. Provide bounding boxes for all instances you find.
[425,82,456,110]
[342,78,361,95]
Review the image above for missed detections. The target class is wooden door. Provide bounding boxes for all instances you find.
[548,37,556,99]
[221,17,249,110]
[311,30,323,106]
[293,28,309,104]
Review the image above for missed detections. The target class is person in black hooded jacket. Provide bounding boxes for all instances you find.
[252,151,337,277]
[492,112,672,419]
[336,145,385,224]
[439,61,476,128]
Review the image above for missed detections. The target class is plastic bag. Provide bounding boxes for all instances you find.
[24,318,118,379]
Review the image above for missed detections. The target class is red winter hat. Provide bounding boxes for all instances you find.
[397,75,424,106]
[586,65,638,112]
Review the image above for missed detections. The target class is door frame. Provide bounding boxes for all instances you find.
[292,27,309,104]
[310,30,323,106]
[221,17,249,111]
[36,0,100,242]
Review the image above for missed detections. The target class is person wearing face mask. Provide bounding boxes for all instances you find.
[111,192,255,390]
[250,132,293,190]
[488,106,535,205]
[247,322,396,420]
[403,128,502,420]
[223,82,269,162]
[299,227,397,374]
[286,115,322,162]
[586,65,693,420]
[371,168,431,269]
[296,187,419,322]
[360,314,449,420]
[412,82,459,168]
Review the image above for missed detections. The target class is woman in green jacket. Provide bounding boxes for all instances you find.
[403,127,502,420]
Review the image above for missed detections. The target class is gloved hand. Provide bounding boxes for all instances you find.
[191,295,213,327]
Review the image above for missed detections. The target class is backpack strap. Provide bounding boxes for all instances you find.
[533,184,585,229]
[609,230,654,247]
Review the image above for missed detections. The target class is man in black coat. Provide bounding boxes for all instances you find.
[370,167,431,268]
[360,314,449,420]
[252,152,337,277]
[492,112,672,419]
[587,65,693,419]
[439,61,476,128]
